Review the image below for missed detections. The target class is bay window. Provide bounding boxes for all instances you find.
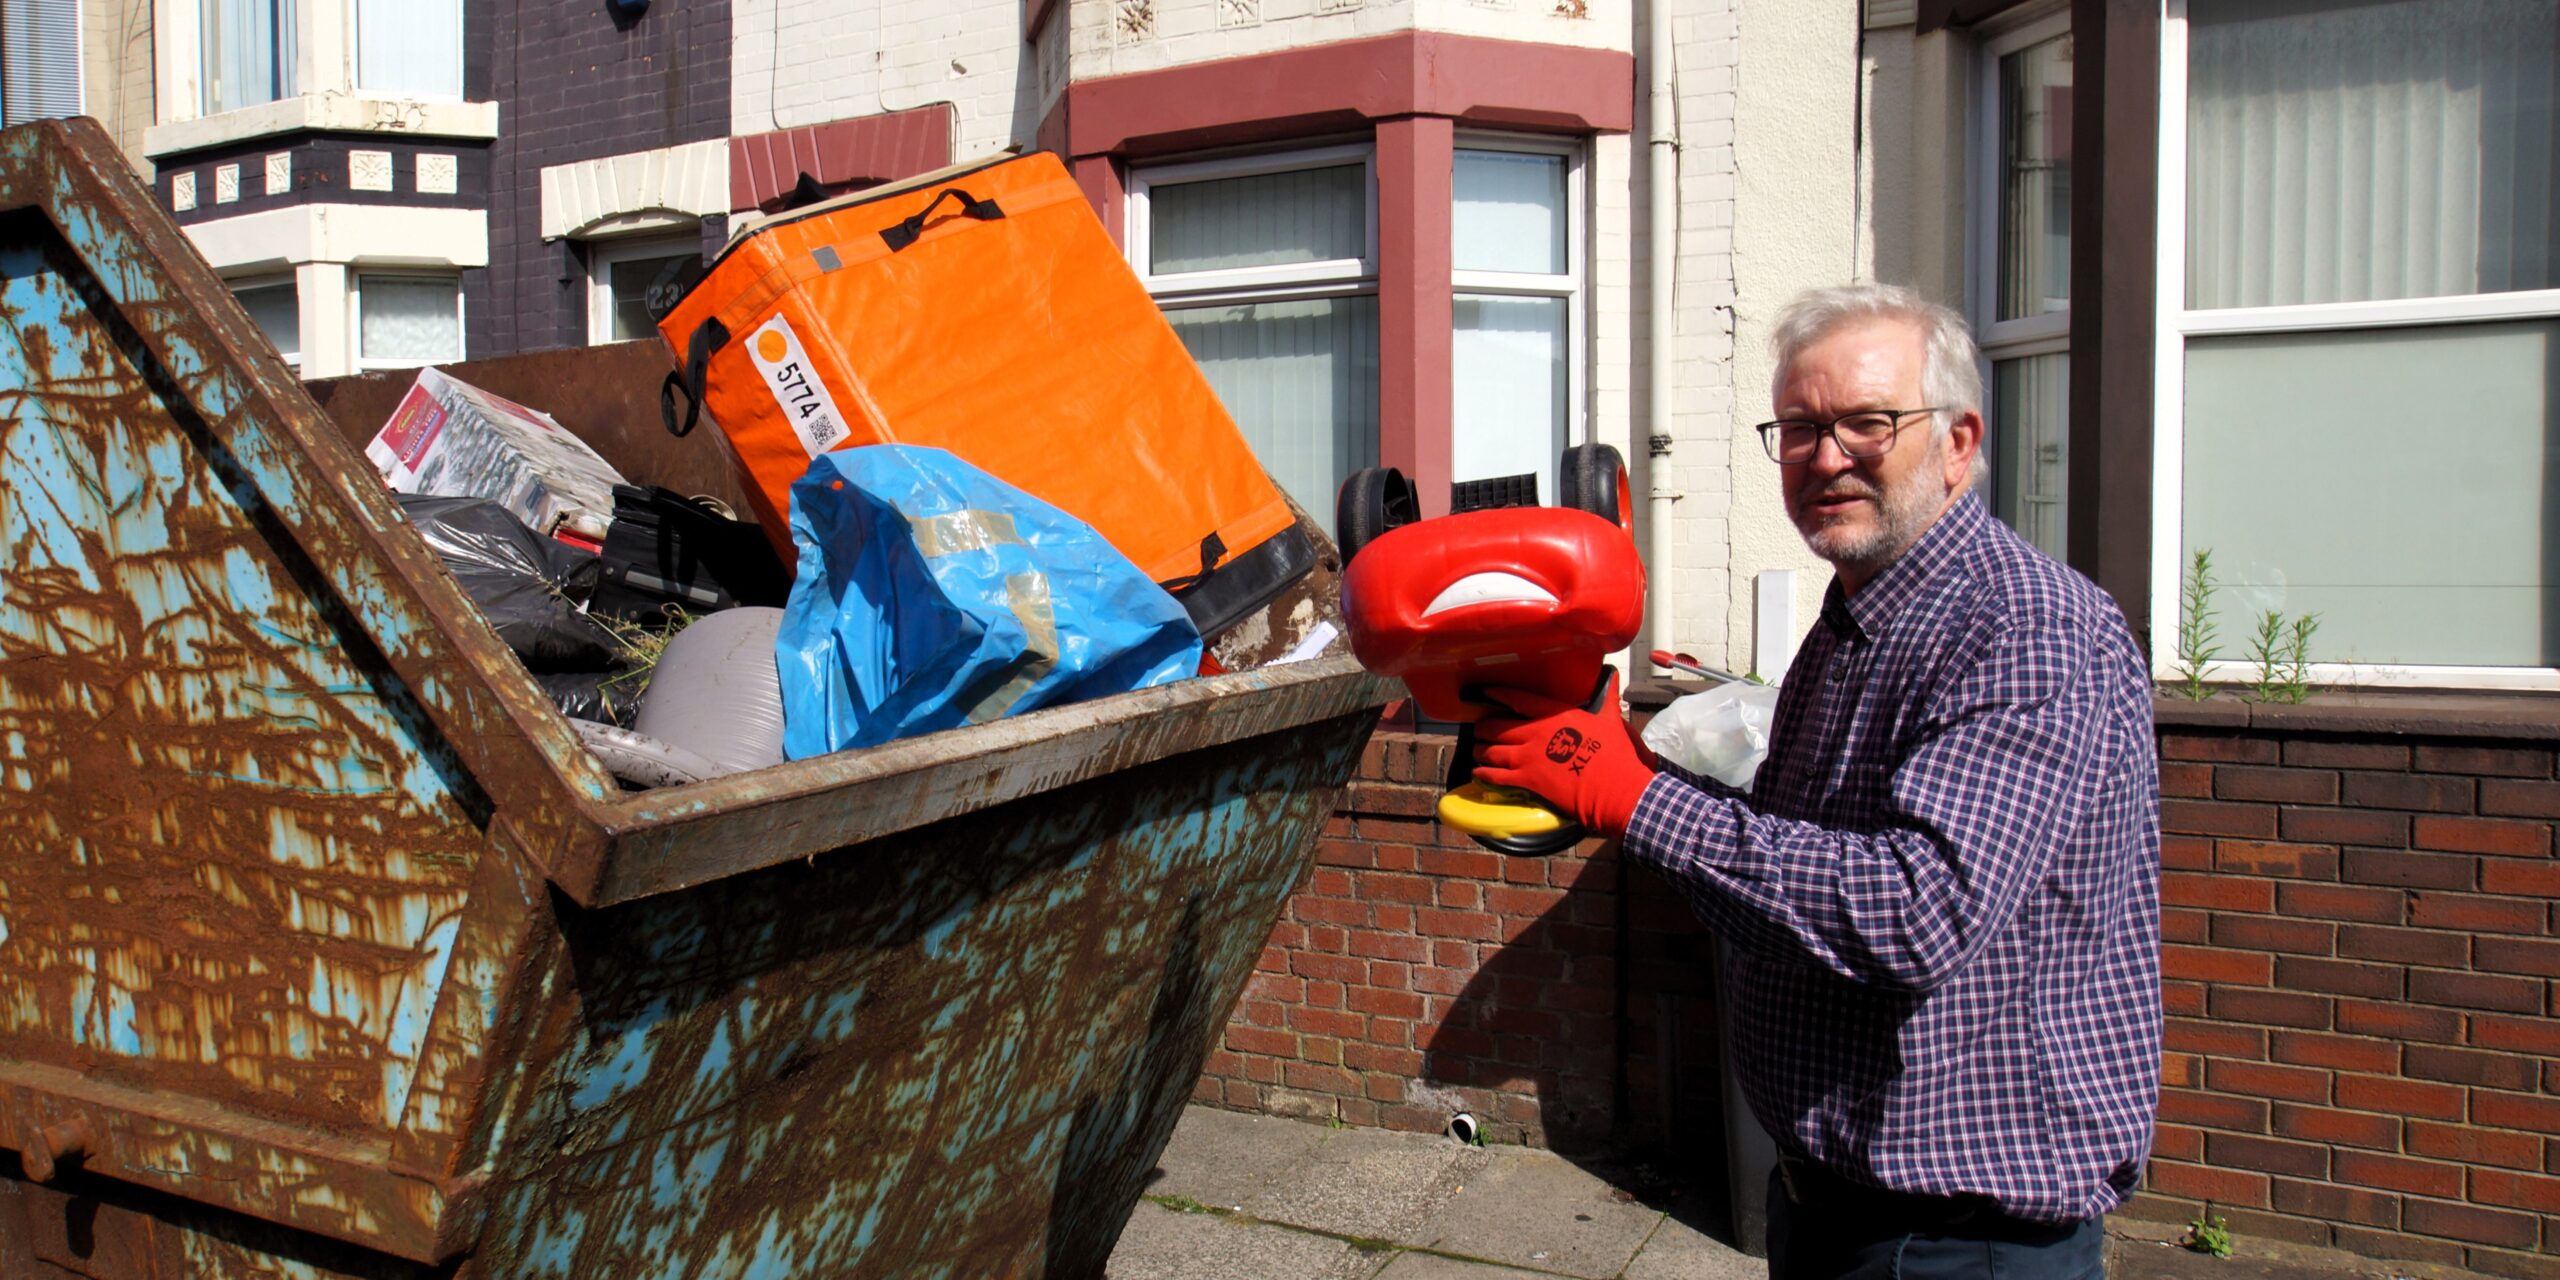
[1130,136,1588,537]
[2159,0,2560,681]
[200,0,295,115]
[353,0,462,99]
[1131,147,1382,537]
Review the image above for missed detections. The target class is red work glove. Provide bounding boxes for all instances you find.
[1472,680,1658,839]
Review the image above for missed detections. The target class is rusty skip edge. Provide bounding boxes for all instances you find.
[583,654,1400,906]
[0,804,559,1266]
[0,1059,483,1264]
[0,116,628,885]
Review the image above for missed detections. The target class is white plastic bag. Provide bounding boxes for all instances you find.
[1643,680,1781,790]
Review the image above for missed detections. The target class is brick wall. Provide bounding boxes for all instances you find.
[2137,717,2560,1278]
[1196,729,1727,1159]
[1200,706,2560,1276]
[475,0,731,359]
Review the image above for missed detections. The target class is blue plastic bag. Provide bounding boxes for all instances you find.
[776,445,1203,758]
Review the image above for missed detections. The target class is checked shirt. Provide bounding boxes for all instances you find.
[1622,494,2160,1224]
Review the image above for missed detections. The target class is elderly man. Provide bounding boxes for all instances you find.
[1476,284,2160,1279]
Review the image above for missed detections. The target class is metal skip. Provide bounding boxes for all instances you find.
[0,117,1390,1277]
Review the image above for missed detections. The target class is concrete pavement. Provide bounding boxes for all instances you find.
[1107,1106,2502,1280]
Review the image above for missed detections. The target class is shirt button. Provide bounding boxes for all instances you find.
[1828,665,1845,683]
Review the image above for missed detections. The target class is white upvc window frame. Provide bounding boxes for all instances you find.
[349,269,464,371]
[1967,5,2072,356]
[1126,142,1379,307]
[2151,0,2560,692]
[226,271,302,367]
[1966,5,2072,551]
[1451,131,1589,460]
[585,230,702,346]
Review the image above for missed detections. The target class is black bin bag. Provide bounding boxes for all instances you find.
[398,494,618,672]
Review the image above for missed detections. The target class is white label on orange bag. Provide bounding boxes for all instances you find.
[746,314,851,458]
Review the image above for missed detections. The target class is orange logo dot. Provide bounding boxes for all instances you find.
[755,330,789,362]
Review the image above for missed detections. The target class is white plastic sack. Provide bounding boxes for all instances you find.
[1643,680,1780,790]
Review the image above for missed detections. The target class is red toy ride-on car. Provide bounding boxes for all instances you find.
[1335,445,1646,855]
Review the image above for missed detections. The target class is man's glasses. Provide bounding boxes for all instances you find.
[1753,408,1943,463]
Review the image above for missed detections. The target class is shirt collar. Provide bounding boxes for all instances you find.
[1823,492,1988,642]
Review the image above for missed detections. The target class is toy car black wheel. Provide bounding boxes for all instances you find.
[1335,466,1419,563]
[1558,444,1632,533]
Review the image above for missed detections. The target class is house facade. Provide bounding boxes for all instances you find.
[24,0,2560,1269]
[101,0,2559,695]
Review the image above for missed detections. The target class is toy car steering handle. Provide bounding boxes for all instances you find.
[1336,446,1646,856]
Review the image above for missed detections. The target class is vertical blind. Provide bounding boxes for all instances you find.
[1452,296,1566,496]
[1165,298,1380,538]
[1148,166,1367,276]
[2186,0,2560,309]
[202,0,296,115]
[1451,149,1571,496]
[356,0,462,98]
[1452,151,1565,276]
[1,0,81,125]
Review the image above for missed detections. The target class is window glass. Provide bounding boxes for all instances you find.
[355,0,461,97]
[232,280,300,365]
[605,251,699,342]
[201,0,296,115]
[1453,150,1566,276]
[2182,319,2557,666]
[2186,0,2560,309]
[1452,295,1567,498]
[1996,32,2072,322]
[1990,355,2066,559]
[1165,297,1380,536]
[1,0,81,125]
[358,275,461,366]
[1148,165,1366,275]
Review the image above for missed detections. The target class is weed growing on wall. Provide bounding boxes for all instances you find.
[2244,609,2322,705]
[2173,549,2222,701]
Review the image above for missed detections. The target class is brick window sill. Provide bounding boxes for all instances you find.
[2153,689,2560,742]
[1636,677,2560,743]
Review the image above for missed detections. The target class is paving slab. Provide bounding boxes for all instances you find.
[1244,1125,1488,1244]
[1368,1251,1556,1279]
[1146,1105,1338,1211]
[1106,1200,1360,1280]
[1620,1212,1765,1280]
[1407,1147,1662,1279]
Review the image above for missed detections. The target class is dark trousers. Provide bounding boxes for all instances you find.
[1765,1164,2104,1280]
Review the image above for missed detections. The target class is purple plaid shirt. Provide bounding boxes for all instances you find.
[1623,495,2159,1224]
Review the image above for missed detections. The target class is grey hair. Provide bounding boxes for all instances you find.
[1770,284,1988,486]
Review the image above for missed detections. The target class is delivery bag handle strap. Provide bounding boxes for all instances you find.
[879,186,1005,252]
[659,316,732,438]
[1155,531,1228,598]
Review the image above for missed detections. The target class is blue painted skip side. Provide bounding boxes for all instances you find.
[479,712,1373,1278]
[0,218,486,1134]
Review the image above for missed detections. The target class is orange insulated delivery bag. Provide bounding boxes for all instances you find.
[657,151,1315,638]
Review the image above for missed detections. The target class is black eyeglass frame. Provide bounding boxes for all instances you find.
[1752,407,1946,463]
